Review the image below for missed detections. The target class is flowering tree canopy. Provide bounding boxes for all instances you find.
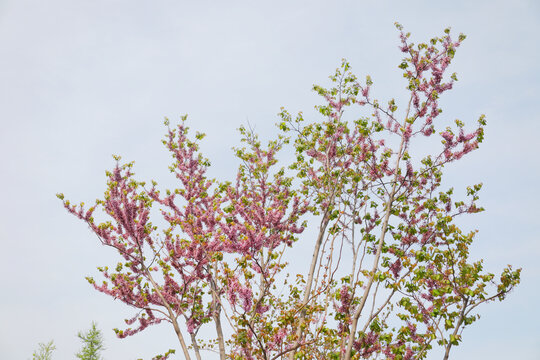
[59,23,520,360]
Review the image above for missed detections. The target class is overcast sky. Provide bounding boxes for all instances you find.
[1,0,539,359]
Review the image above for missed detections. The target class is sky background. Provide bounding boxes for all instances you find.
[1,0,539,359]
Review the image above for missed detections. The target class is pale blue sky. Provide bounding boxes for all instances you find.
[1,0,539,359]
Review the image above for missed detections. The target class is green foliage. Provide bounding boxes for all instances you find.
[76,322,105,360]
[31,340,55,360]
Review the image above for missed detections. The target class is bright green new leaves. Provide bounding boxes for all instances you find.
[76,322,105,360]
[32,340,55,360]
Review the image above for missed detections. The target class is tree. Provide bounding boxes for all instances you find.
[32,340,55,360]
[59,24,520,360]
[76,322,105,360]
